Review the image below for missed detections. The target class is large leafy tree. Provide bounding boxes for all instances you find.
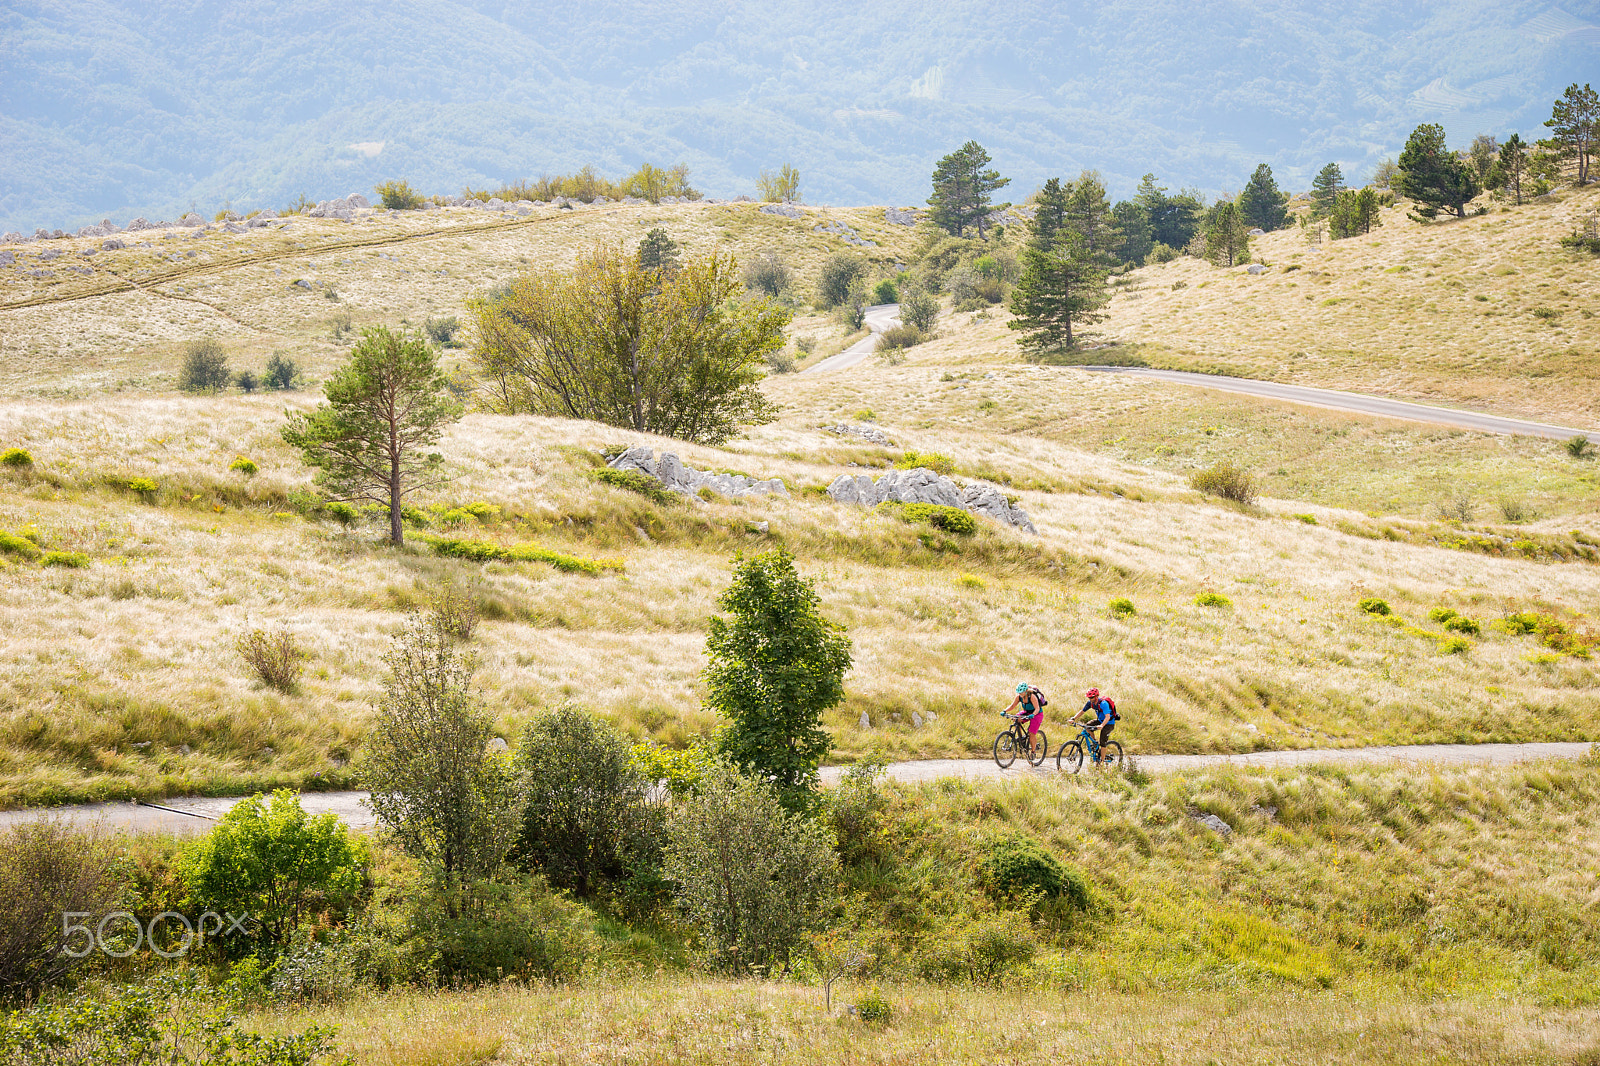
[1396,124,1481,219]
[1544,82,1598,186]
[1487,134,1532,205]
[1237,163,1291,231]
[1204,201,1251,266]
[1133,173,1203,250]
[928,140,1009,239]
[705,549,852,806]
[470,246,787,445]
[1008,230,1111,354]
[1310,163,1346,219]
[281,326,462,546]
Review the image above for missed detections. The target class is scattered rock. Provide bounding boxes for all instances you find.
[1246,264,1266,275]
[760,203,806,219]
[1,232,20,243]
[0,251,12,267]
[38,250,59,260]
[1248,227,1266,236]
[1244,723,1259,732]
[1191,811,1233,835]
[125,217,151,231]
[1250,804,1278,820]
[607,447,789,499]
[925,711,938,722]
[79,247,97,256]
[824,422,892,446]
[858,711,872,729]
[813,218,877,246]
[102,239,126,250]
[755,521,769,533]
[292,278,311,289]
[130,741,152,750]
[224,223,246,234]
[487,737,509,754]
[911,711,925,728]
[178,744,192,755]
[885,207,919,226]
[826,468,1037,534]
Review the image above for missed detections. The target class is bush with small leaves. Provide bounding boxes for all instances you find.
[428,576,480,640]
[875,324,925,352]
[1443,615,1480,635]
[872,278,898,304]
[816,253,867,309]
[595,467,677,504]
[1439,636,1470,655]
[1195,592,1232,608]
[854,987,893,1022]
[229,455,259,477]
[0,823,120,1001]
[264,352,301,390]
[1359,597,1392,615]
[0,530,41,562]
[895,450,955,475]
[324,501,359,526]
[742,253,793,298]
[41,551,89,568]
[375,179,425,210]
[1,448,32,468]
[1437,494,1476,523]
[1565,435,1593,459]
[1428,607,1458,624]
[235,368,259,393]
[1109,597,1136,616]
[979,834,1091,913]
[423,316,462,348]
[179,338,230,393]
[890,502,976,535]
[1190,461,1257,505]
[236,627,304,692]
[899,290,939,334]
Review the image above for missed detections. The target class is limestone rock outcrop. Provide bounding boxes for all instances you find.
[826,468,1037,534]
[607,447,789,499]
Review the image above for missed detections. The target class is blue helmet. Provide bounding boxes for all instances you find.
[1015,683,1029,694]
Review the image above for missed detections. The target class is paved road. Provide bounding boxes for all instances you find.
[1,741,1589,835]
[1079,366,1596,440]
[804,303,901,373]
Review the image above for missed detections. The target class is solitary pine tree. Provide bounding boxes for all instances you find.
[1487,134,1531,205]
[928,141,1009,239]
[1396,124,1481,219]
[706,549,852,806]
[1008,231,1110,354]
[637,227,680,273]
[1544,83,1598,186]
[1310,163,1346,219]
[281,326,462,546]
[1238,163,1291,231]
[1204,201,1251,266]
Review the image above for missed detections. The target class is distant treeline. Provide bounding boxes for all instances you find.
[459,163,700,205]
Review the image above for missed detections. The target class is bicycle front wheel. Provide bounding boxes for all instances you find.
[1057,741,1084,774]
[1099,741,1124,771]
[994,731,1018,769]
[1026,730,1048,766]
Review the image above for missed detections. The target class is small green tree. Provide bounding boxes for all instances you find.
[1544,82,1597,186]
[637,227,680,273]
[664,763,837,975]
[1008,231,1110,353]
[281,326,462,546]
[816,252,866,309]
[742,252,792,297]
[375,179,425,210]
[1397,124,1481,219]
[179,338,230,393]
[362,615,519,909]
[1237,163,1291,231]
[1310,163,1346,219]
[180,790,365,955]
[705,549,852,805]
[264,352,300,390]
[1204,201,1251,266]
[899,289,939,333]
[511,703,659,898]
[1134,173,1203,250]
[1328,187,1383,239]
[1487,134,1532,205]
[756,164,801,203]
[928,141,1010,239]
[1467,135,1500,183]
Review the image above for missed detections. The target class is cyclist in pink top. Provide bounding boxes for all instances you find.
[1002,683,1046,737]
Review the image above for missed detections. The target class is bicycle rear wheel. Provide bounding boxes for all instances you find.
[1099,741,1124,771]
[1057,741,1084,774]
[1026,731,1048,766]
[993,731,1018,769]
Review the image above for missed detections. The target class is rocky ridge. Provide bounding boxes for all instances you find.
[608,447,790,499]
[827,468,1037,533]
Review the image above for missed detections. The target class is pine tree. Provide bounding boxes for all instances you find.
[1111,201,1152,265]
[1062,171,1122,267]
[1486,134,1531,205]
[1203,201,1250,266]
[1396,124,1481,219]
[928,141,1010,239]
[637,227,680,273]
[1007,232,1110,355]
[1237,163,1291,232]
[1134,173,1203,250]
[1544,83,1598,186]
[1467,135,1500,183]
[1029,177,1070,249]
[1310,163,1345,219]
[1327,188,1383,239]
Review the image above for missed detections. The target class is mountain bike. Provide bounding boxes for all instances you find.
[1056,723,1124,773]
[993,712,1047,769]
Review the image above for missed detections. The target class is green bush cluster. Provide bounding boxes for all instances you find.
[1195,592,1232,608]
[1109,597,1136,616]
[894,450,956,475]
[426,536,622,574]
[229,456,258,477]
[594,467,677,504]
[40,550,89,568]
[1190,461,1258,505]
[1358,597,1392,615]
[1,448,32,468]
[1429,608,1480,635]
[1500,611,1596,657]
[375,179,425,210]
[890,502,977,535]
[979,835,1091,913]
[0,529,41,561]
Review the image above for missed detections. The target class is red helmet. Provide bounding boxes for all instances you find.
[1085,688,1099,699]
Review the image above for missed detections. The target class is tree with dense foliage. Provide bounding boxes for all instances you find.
[1062,171,1122,268]
[756,164,801,203]
[181,790,365,954]
[1544,83,1597,186]
[705,549,852,806]
[375,179,425,209]
[1487,134,1532,205]
[637,227,680,273]
[928,141,1009,239]
[1110,200,1153,264]
[1309,163,1346,219]
[1397,124,1481,219]
[281,327,462,546]
[815,252,866,308]
[1328,187,1383,239]
[511,703,658,898]
[1029,177,1070,249]
[470,246,786,445]
[1466,135,1500,184]
[742,251,792,297]
[621,162,698,203]
[264,351,300,390]
[1237,163,1291,231]
[1133,173,1203,251]
[179,338,230,393]
[363,615,520,910]
[664,763,837,975]
[1203,201,1251,266]
[1008,230,1110,354]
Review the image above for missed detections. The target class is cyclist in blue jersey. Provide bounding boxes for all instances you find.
[1069,688,1118,764]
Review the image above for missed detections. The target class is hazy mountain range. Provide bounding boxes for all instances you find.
[2,0,1596,232]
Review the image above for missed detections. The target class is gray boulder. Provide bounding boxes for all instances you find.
[125,218,150,231]
[606,447,788,500]
[0,251,12,266]
[828,467,1037,533]
[885,208,918,226]
[1193,813,1233,835]
[2,232,20,243]
[101,239,126,250]
[1246,263,1266,275]
[760,204,805,219]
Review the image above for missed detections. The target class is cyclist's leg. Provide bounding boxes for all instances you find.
[1097,722,1114,763]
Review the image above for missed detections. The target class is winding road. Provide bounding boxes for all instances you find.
[803,303,901,373]
[1080,366,1597,440]
[1,741,1589,836]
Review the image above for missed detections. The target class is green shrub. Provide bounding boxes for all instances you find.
[1359,597,1392,615]
[854,987,893,1022]
[872,279,898,304]
[915,915,1037,983]
[1501,611,1540,634]
[1428,607,1458,624]
[236,627,304,692]
[979,835,1090,912]
[816,253,866,309]
[895,450,955,475]
[876,324,925,352]
[1443,615,1480,635]
[1190,461,1258,505]
[375,179,425,210]
[409,875,596,984]
[0,530,40,561]
[324,501,359,526]
[1109,597,1136,616]
[178,337,230,393]
[0,823,120,1001]
[1195,592,1232,608]
[743,253,793,298]
[0,448,32,468]
[423,315,462,348]
[110,475,159,499]
[426,536,621,574]
[1294,513,1317,524]
[1439,636,1470,655]
[229,455,259,477]
[427,576,480,640]
[900,290,940,333]
[235,368,259,393]
[181,790,366,956]
[40,551,89,568]
[594,467,676,504]
[891,502,977,535]
[264,352,301,391]
[1147,242,1180,264]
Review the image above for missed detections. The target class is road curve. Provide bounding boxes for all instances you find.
[0,741,1589,835]
[1079,366,1597,440]
[803,303,901,373]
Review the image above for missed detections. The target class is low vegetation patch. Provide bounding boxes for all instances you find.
[1194,591,1232,608]
[878,501,978,536]
[593,468,678,505]
[1189,460,1257,505]
[0,448,32,468]
[235,626,304,692]
[424,535,623,574]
